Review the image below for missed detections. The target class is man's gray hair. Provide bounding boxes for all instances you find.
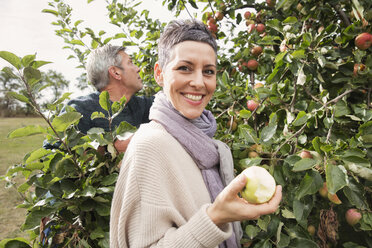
[86,44,126,90]
[158,19,217,68]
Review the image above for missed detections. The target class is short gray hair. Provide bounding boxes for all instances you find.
[158,19,217,68]
[86,44,126,90]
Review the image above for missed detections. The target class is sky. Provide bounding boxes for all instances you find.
[0,0,185,97]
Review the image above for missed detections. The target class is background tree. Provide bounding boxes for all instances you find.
[40,69,70,105]
[0,67,22,117]
[1,0,371,247]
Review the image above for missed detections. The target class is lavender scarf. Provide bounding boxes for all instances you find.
[149,91,238,248]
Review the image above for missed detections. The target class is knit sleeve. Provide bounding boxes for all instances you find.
[110,124,232,248]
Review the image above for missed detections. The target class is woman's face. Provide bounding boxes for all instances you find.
[155,41,217,119]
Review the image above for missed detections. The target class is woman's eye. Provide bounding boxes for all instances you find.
[204,69,215,75]
[177,66,190,71]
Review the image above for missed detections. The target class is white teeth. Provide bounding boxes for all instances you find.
[184,94,202,101]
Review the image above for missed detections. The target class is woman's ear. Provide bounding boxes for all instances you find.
[108,66,121,80]
[154,62,164,87]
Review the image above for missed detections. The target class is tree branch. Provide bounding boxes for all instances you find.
[326,108,336,143]
[325,89,354,107]
[332,4,351,27]
[272,122,307,159]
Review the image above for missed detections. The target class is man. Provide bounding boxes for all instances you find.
[40,44,153,245]
[46,44,153,152]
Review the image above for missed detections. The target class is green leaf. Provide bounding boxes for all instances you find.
[293,158,317,171]
[296,171,322,199]
[239,125,259,144]
[31,60,52,68]
[81,186,97,198]
[245,225,260,239]
[1,239,31,248]
[90,226,105,240]
[22,208,54,230]
[41,9,59,16]
[283,16,298,24]
[99,91,111,112]
[291,49,306,59]
[70,39,85,46]
[23,66,41,86]
[25,148,50,164]
[344,163,372,181]
[51,112,82,132]
[312,137,322,154]
[25,162,44,171]
[281,208,296,219]
[325,163,348,194]
[291,238,318,248]
[74,20,84,27]
[292,111,309,126]
[0,51,21,69]
[257,215,271,231]
[8,125,46,138]
[7,92,30,104]
[334,100,350,117]
[53,92,72,105]
[21,54,36,67]
[101,173,118,186]
[96,202,111,216]
[343,183,369,210]
[260,123,277,142]
[239,157,263,169]
[91,111,106,120]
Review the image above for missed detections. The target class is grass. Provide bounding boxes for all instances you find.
[0,117,47,241]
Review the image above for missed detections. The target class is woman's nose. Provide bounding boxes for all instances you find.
[189,71,204,89]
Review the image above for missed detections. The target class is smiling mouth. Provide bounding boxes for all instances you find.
[184,93,203,101]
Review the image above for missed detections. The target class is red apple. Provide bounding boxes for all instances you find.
[300,150,313,159]
[345,209,362,226]
[244,11,251,19]
[319,182,328,198]
[355,32,372,50]
[266,0,276,7]
[208,23,218,33]
[256,23,265,33]
[251,46,263,57]
[246,59,259,71]
[253,83,264,89]
[215,11,224,21]
[207,18,216,26]
[247,100,259,111]
[247,23,256,33]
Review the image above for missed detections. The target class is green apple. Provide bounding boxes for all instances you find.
[241,166,276,204]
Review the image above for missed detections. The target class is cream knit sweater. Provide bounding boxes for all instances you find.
[110,121,234,248]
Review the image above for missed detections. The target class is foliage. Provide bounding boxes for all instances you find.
[0,66,70,117]
[0,51,134,247]
[1,0,372,247]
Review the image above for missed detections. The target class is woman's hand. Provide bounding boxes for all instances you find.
[207,173,282,227]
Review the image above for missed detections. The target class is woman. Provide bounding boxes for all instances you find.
[110,19,282,248]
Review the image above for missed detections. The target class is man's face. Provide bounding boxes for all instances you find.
[118,51,143,93]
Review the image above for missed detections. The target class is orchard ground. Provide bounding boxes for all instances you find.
[0,117,46,240]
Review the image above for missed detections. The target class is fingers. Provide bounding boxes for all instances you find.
[224,173,247,197]
[256,185,282,216]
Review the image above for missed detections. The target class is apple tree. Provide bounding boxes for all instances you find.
[1,0,371,247]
